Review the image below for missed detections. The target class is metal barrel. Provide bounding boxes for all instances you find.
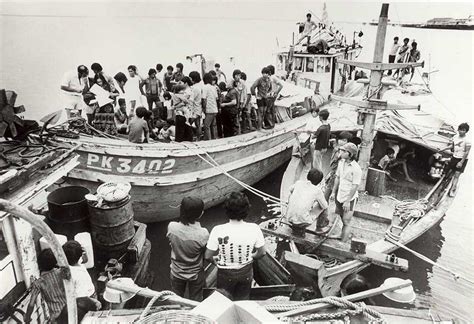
[46,186,90,240]
[87,195,135,263]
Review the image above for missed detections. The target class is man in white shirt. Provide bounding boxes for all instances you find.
[331,143,362,242]
[202,73,219,140]
[298,13,318,44]
[60,65,89,118]
[125,65,145,116]
[189,71,203,140]
[205,192,266,300]
[387,37,400,76]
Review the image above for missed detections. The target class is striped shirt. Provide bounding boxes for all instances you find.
[30,269,67,320]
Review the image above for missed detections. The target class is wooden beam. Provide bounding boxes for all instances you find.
[331,95,420,111]
[336,59,424,71]
[277,279,413,318]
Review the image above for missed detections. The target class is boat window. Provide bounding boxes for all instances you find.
[306,57,315,72]
[325,58,331,73]
[294,57,304,71]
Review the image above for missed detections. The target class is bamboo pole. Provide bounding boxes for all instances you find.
[358,3,389,191]
[0,199,77,324]
[277,278,412,318]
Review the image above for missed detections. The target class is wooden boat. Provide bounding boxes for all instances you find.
[260,3,460,298]
[0,91,152,323]
[50,33,363,224]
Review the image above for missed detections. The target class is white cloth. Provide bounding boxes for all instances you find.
[452,134,471,158]
[286,180,328,225]
[190,83,203,118]
[207,220,265,269]
[336,160,362,203]
[202,84,219,114]
[125,75,142,102]
[389,43,401,56]
[61,70,87,97]
[70,264,95,298]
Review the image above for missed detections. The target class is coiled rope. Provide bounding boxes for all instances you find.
[381,197,428,225]
[265,296,385,322]
[138,290,177,320]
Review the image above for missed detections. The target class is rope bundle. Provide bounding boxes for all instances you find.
[265,296,385,322]
[392,198,428,224]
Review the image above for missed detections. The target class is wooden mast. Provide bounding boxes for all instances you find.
[332,3,423,191]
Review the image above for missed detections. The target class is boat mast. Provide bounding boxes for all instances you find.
[358,3,389,190]
[332,3,423,191]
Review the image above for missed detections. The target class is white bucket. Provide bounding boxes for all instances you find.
[39,234,67,251]
[74,232,95,269]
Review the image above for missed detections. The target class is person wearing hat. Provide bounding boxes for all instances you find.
[140,68,163,111]
[331,142,362,242]
[324,131,353,202]
[60,65,89,118]
[167,197,209,301]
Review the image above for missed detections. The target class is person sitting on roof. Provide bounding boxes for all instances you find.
[286,168,330,236]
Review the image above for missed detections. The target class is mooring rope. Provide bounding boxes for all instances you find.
[265,296,385,322]
[385,237,474,285]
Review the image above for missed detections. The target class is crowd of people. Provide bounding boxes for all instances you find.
[61,62,286,143]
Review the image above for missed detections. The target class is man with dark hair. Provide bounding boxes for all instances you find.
[331,143,362,241]
[189,71,203,140]
[91,62,115,91]
[62,241,96,298]
[164,65,174,91]
[167,197,208,301]
[311,109,331,171]
[220,81,240,137]
[286,168,329,236]
[128,107,150,143]
[250,67,273,129]
[156,63,164,85]
[266,65,284,128]
[61,65,89,118]
[125,65,144,115]
[202,72,219,140]
[205,192,266,300]
[393,37,410,79]
[172,63,184,85]
[25,249,67,323]
[440,122,470,197]
[239,72,256,132]
[140,68,163,111]
[215,63,227,84]
[324,131,353,201]
[387,37,400,76]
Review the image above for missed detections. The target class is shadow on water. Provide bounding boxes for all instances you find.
[146,162,289,292]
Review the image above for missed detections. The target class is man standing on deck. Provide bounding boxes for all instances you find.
[215,63,227,84]
[393,37,409,79]
[140,68,163,111]
[331,143,362,242]
[60,65,89,119]
[387,37,400,76]
[298,13,318,44]
[250,67,273,129]
[189,71,203,140]
[266,65,284,129]
[125,65,145,116]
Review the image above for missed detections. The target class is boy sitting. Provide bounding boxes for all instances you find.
[128,107,150,143]
[285,168,330,236]
[158,119,176,142]
[378,147,397,181]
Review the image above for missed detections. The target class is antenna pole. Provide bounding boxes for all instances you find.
[358,3,389,191]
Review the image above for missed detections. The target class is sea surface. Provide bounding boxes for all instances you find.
[1,2,473,322]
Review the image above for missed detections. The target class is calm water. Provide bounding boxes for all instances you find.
[1,2,473,321]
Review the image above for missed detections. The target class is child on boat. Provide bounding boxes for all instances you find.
[311,109,331,171]
[24,249,67,323]
[377,147,397,181]
[158,119,176,142]
[324,131,353,201]
[128,107,150,143]
[285,168,330,236]
[114,98,129,134]
[167,197,209,301]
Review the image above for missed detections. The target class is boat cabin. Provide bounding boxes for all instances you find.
[276,45,362,96]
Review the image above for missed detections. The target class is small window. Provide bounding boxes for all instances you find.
[294,57,304,71]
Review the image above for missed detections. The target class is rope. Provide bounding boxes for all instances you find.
[138,290,177,320]
[386,237,474,285]
[265,296,385,322]
[177,142,285,205]
[391,198,428,225]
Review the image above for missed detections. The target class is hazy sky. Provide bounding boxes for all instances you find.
[1,1,473,24]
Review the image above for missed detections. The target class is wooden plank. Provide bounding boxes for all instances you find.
[331,95,420,111]
[253,253,292,286]
[366,167,386,196]
[259,219,328,248]
[282,251,325,291]
[336,59,424,71]
[126,221,147,263]
[250,284,296,300]
[354,195,395,224]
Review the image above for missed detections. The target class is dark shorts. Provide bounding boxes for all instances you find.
[256,98,267,108]
[446,157,468,173]
[335,198,357,224]
[216,263,253,301]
